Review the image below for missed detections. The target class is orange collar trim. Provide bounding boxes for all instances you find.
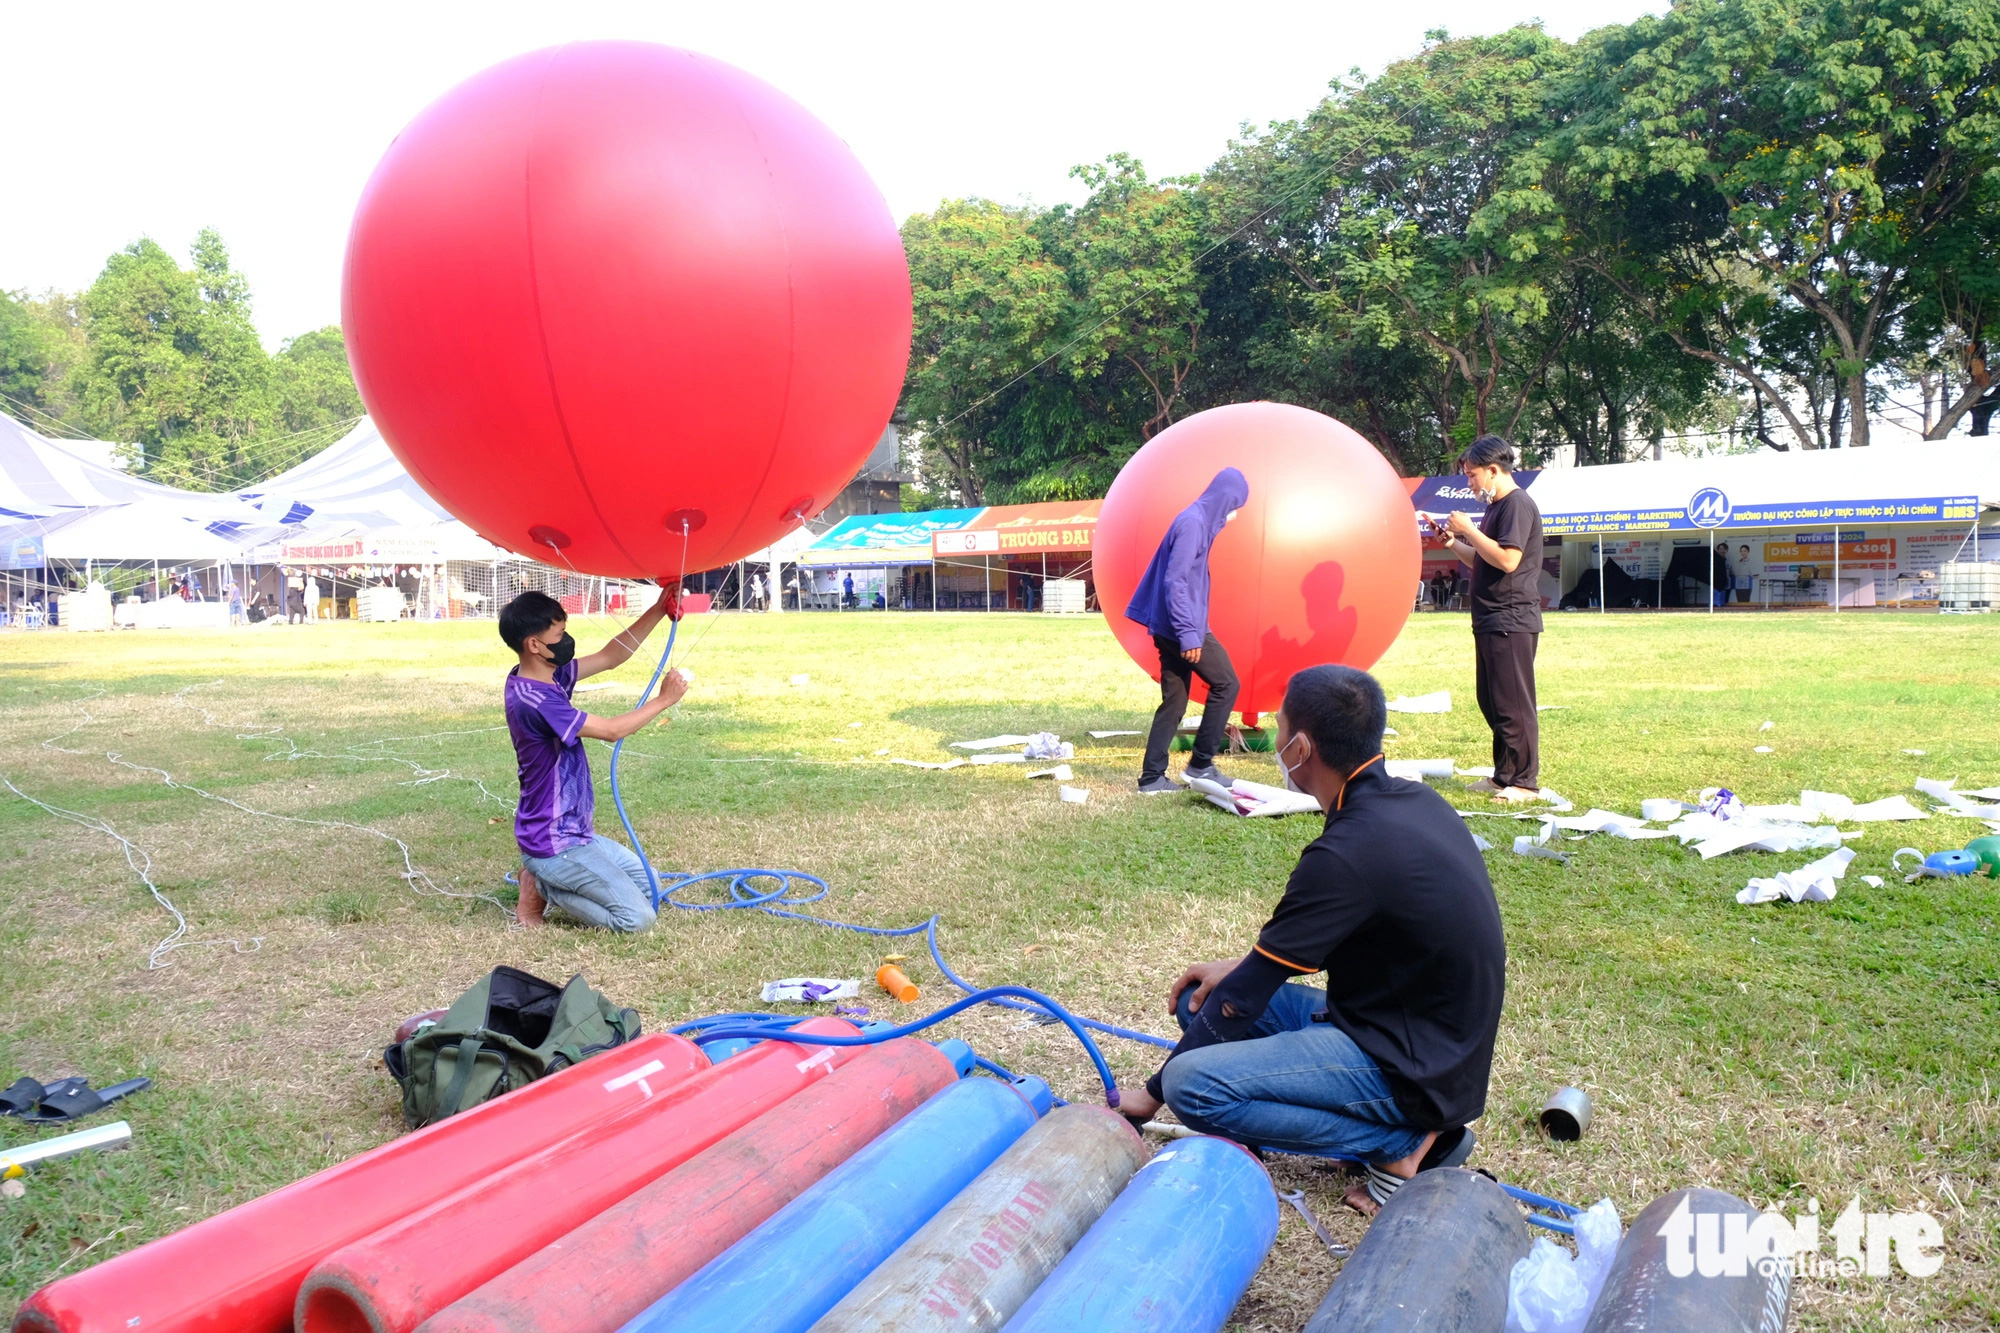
[1335,754,1385,811]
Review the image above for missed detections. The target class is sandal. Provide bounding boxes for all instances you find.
[0,1077,43,1117]
[6,1076,152,1125]
[1364,1126,1477,1207]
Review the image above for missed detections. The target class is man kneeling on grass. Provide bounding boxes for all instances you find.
[500,589,689,932]
[1116,664,1505,1216]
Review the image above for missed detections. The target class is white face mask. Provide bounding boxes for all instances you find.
[1276,732,1309,793]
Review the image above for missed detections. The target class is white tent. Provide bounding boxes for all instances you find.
[0,413,495,562]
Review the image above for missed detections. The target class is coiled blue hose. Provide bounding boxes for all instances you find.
[605,619,1168,1108]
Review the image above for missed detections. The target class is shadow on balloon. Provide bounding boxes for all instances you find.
[1248,560,1360,706]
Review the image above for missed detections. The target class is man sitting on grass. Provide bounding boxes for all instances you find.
[500,588,688,932]
[1116,664,1506,1216]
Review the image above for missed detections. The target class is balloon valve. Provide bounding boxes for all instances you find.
[527,525,572,550]
[664,509,708,535]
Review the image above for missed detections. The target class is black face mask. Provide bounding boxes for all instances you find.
[540,632,577,668]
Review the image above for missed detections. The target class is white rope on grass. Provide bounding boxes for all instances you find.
[172,683,518,812]
[1,692,264,968]
[0,776,263,969]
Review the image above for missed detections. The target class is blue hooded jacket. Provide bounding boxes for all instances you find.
[1124,468,1249,651]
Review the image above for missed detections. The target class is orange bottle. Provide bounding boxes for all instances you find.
[876,964,919,1003]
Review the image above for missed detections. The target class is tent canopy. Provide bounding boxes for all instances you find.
[0,413,492,563]
[1525,441,1994,535]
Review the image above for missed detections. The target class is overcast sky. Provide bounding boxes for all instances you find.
[6,0,1660,348]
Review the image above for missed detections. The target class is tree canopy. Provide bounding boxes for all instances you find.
[899,0,2000,502]
[3,230,361,490]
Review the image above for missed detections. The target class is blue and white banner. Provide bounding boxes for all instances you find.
[1,533,43,570]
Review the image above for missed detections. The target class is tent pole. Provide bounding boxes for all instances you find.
[1708,528,1714,614]
[1596,534,1603,614]
[1833,523,1840,613]
[931,559,937,613]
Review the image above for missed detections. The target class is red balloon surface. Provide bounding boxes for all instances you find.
[1094,403,1420,716]
[342,43,912,578]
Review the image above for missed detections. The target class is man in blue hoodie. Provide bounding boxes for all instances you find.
[1127,468,1249,793]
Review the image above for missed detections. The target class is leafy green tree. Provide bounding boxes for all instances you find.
[898,199,1068,503]
[1558,0,2000,447]
[1053,155,1209,441]
[70,229,364,488]
[273,326,364,432]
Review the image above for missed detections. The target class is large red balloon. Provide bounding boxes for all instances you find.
[342,43,912,578]
[1094,403,1420,716]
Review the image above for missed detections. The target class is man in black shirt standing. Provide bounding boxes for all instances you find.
[1445,435,1545,801]
[1115,665,1506,1217]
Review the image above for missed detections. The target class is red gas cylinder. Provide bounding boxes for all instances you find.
[417,1037,958,1333]
[11,1034,706,1333]
[294,1018,864,1333]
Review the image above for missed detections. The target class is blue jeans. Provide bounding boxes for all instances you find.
[1160,982,1427,1163]
[523,835,656,933]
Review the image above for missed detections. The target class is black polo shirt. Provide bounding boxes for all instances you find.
[1252,759,1506,1128]
[1470,487,1543,634]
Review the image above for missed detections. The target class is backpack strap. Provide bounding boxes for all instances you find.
[437,1036,487,1119]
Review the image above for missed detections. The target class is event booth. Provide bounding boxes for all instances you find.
[1523,441,1998,611]
[793,502,1099,611]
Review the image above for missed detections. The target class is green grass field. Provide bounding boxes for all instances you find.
[2,609,1996,1330]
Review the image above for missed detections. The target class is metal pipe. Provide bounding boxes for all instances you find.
[0,1121,131,1176]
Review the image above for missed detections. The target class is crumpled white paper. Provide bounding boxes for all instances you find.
[1916,777,2000,818]
[1668,811,1851,859]
[950,735,1034,750]
[1058,785,1090,805]
[1023,732,1074,760]
[1386,758,1457,780]
[1544,809,1676,839]
[1027,764,1074,781]
[970,753,1027,765]
[1385,690,1452,714]
[1803,790,1928,822]
[1737,846,1856,904]
[1187,776,1322,818]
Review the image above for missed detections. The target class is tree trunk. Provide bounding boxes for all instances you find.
[1970,385,1999,437]
[1844,371,1870,448]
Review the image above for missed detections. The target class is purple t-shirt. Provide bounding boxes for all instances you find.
[505,660,595,858]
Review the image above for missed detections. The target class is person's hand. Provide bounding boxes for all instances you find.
[1116,1085,1162,1122]
[656,585,684,621]
[1182,646,1202,664]
[1168,959,1238,1015]
[657,668,692,707]
[1446,510,1478,539]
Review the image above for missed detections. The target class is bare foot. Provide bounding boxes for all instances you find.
[1341,1131,1438,1218]
[516,867,546,927]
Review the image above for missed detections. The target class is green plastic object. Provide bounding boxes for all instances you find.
[1965,835,2000,879]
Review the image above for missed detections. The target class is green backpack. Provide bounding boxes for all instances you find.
[384,966,641,1128]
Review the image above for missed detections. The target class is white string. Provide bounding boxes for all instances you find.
[2,692,263,968]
